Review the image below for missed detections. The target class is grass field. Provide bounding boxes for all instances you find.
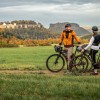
[0,46,55,70]
[0,46,100,100]
[0,73,100,100]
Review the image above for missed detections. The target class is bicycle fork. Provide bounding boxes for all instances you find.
[54,54,61,64]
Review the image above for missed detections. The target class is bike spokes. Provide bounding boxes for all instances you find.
[46,54,65,72]
[72,56,88,73]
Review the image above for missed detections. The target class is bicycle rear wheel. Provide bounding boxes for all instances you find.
[46,54,65,72]
[97,55,100,68]
[72,55,88,73]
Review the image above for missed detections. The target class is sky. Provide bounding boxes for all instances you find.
[0,0,100,28]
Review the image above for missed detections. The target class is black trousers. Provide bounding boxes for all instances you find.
[90,49,98,69]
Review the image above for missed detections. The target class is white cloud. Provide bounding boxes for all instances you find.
[0,1,100,27]
[0,3,99,14]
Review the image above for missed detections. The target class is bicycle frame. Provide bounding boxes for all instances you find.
[84,50,100,61]
[81,50,100,69]
[46,45,84,72]
[58,46,79,69]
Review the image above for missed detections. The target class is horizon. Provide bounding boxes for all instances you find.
[0,20,97,28]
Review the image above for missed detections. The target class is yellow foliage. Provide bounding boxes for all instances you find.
[80,39,89,44]
[0,28,4,32]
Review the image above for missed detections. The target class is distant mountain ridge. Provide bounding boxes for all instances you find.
[81,32,100,39]
[83,26,100,32]
[0,20,57,39]
[0,20,92,39]
[0,20,43,29]
[49,22,91,36]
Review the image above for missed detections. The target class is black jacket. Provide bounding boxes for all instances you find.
[93,34,100,46]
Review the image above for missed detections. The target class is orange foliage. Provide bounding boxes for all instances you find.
[0,28,4,32]
[80,39,89,44]
[0,36,63,47]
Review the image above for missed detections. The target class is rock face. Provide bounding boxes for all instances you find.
[49,22,91,36]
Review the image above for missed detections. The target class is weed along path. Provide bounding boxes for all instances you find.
[0,70,100,100]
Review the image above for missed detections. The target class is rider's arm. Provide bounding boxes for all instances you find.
[84,36,94,50]
[72,31,80,43]
[59,32,64,45]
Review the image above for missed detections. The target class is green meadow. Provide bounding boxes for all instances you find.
[0,46,54,70]
[0,73,100,100]
[0,46,100,100]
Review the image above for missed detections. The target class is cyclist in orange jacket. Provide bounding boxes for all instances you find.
[59,24,80,70]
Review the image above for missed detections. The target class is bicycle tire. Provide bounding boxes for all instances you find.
[72,55,89,73]
[46,54,65,72]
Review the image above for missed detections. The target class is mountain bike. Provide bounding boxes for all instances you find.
[46,45,88,72]
[74,49,100,72]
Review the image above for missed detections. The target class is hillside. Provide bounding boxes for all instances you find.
[4,27,57,40]
[81,32,100,39]
[83,26,100,32]
[0,20,94,40]
[0,20,58,40]
[49,22,91,36]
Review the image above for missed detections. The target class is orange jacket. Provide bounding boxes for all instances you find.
[59,30,80,47]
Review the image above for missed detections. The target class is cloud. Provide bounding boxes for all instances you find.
[0,0,100,7]
[0,0,100,27]
[0,3,99,13]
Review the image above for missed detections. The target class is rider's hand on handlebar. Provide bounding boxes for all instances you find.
[81,49,85,53]
[59,43,62,46]
[78,42,81,44]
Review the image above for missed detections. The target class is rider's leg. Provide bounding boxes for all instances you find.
[64,47,73,69]
[90,49,98,74]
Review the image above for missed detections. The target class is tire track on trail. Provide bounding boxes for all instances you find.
[0,70,64,76]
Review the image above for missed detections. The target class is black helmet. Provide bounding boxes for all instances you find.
[92,26,98,31]
[65,24,71,28]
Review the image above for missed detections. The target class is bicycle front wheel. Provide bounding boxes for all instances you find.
[46,54,65,72]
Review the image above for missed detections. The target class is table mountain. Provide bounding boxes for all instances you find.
[49,22,91,36]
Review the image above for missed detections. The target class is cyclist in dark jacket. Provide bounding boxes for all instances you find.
[82,26,100,75]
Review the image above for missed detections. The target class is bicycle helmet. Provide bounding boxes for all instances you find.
[92,26,98,31]
[65,24,71,28]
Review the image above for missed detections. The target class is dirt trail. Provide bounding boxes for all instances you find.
[0,70,99,76]
[0,70,64,76]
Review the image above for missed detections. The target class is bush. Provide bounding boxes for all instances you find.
[0,44,18,48]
